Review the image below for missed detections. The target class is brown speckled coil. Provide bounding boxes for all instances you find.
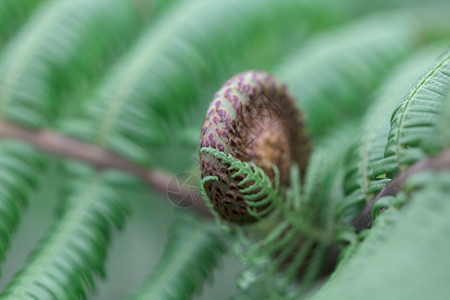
[200,71,311,224]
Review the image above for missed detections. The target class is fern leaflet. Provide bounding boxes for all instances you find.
[0,163,132,300]
[0,142,45,271]
[382,49,450,174]
[200,147,279,220]
[339,45,446,222]
[0,0,149,127]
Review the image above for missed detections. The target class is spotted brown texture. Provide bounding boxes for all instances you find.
[200,71,311,224]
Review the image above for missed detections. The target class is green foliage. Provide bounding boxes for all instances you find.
[0,163,132,300]
[0,142,44,268]
[127,213,226,300]
[0,0,449,300]
[318,48,450,300]
[0,0,43,48]
[435,82,450,146]
[339,45,447,222]
[383,50,450,173]
[275,10,423,137]
[0,0,151,128]
[312,172,450,300]
[229,124,358,298]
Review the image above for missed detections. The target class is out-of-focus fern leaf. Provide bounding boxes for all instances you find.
[230,283,288,300]
[338,45,446,222]
[58,0,355,166]
[275,10,438,137]
[0,142,45,269]
[348,0,449,15]
[435,83,450,146]
[0,0,165,286]
[301,123,359,231]
[127,213,226,300]
[0,163,132,300]
[312,172,450,300]
[0,0,153,128]
[0,0,44,49]
[382,50,450,176]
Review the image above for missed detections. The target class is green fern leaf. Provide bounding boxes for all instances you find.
[313,172,450,300]
[0,142,44,270]
[0,163,132,300]
[382,49,450,175]
[435,82,450,146]
[127,213,226,300]
[301,123,360,230]
[0,0,152,128]
[0,0,44,49]
[338,45,446,222]
[275,10,434,137]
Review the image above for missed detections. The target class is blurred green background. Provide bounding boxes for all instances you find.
[0,0,449,299]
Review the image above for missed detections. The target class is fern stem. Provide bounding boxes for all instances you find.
[0,119,211,217]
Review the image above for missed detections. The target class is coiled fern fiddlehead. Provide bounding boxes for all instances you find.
[199,71,340,297]
[199,71,311,224]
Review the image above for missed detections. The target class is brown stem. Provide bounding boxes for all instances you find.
[0,119,212,217]
[352,148,450,232]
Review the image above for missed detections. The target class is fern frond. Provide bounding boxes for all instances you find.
[313,171,450,300]
[58,0,353,166]
[338,45,447,222]
[0,0,152,128]
[275,10,432,137]
[0,141,45,270]
[0,163,132,300]
[127,213,226,300]
[382,50,450,176]
[200,147,279,220]
[0,0,44,49]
